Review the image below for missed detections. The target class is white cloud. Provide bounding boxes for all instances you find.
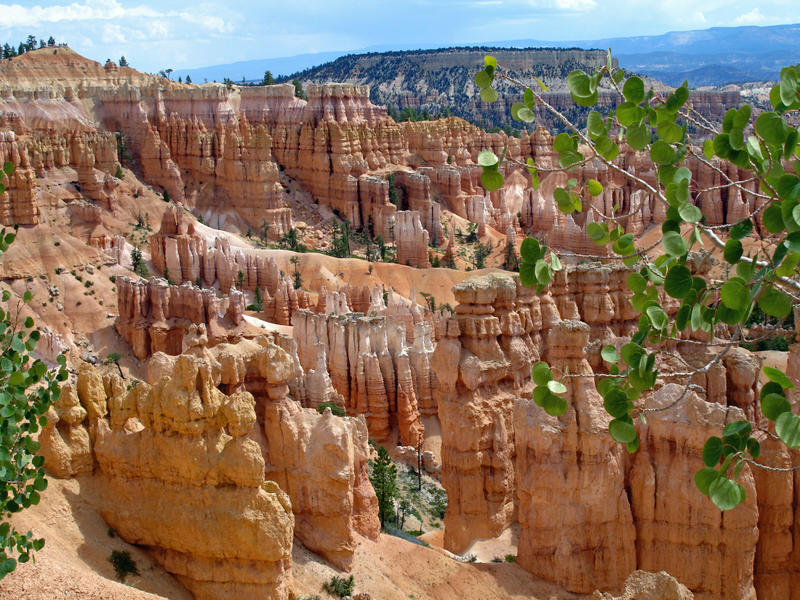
[0,0,232,33]
[0,0,160,26]
[735,8,766,24]
[554,0,596,10]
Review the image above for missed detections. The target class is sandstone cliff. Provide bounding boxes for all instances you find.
[41,358,295,600]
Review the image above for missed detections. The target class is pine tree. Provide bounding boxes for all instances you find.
[119,56,128,67]
[262,70,275,85]
[292,78,306,100]
[185,75,192,84]
[369,446,398,527]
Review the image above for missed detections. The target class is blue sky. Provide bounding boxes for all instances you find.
[0,0,798,72]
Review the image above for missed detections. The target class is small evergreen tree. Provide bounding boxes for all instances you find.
[503,240,519,272]
[47,36,55,47]
[262,70,274,85]
[292,78,306,100]
[369,446,398,527]
[104,352,125,379]
[130,247,142,272]
[473,242,490,270]
[375,235,387,261]
[246,287,264,311]
[329,220,351,258]
[185,74,192,84]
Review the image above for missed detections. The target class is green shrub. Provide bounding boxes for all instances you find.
[504,554,515,563]
[322,574,354,598]
[317,402,346,416]
[109,550,139,581]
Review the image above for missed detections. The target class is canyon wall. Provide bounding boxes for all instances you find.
[41,360,295,600]
[0,48,759,266]
[437,271,796,600]
[115,276,247,359]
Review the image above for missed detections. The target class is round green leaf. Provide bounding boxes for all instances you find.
[546,379,567,395]
[616,102,644,127]
[761,381,785,400]
[709,476,745,511]
[776,411,800,448]
[542,394,568,417]
[664,265,692,299]
[603,388,629,419]
[622,76,645,104]
[747,438,761,459]
[480,87,498,103]
[587,111,606,137]
[481,169,504,191]
[0,557,17,576]
[695,467,719,495]
[587,222,607,242]
[520,239,542,264]
[761,393,792,421]
[755,111,787,145]
[477,150,498,167]
[723,239,743,264]
[678,203,702,223]
[650,141,676,165]
[587,179,603,196]
[626,272,647,293]
[609,419,637,444]
[702,437,723,467]
[511,103,535,123]
[723,420,752,438]
[475,70,492,89]
[567,70,597,106]
[758,286,792,319]
[627,121,650,150]
[531,361,553,386]
[601,345,619,363]
[763,204,785,234]
[519,261,535,286]
[763,366,795,389]
[532,385,550,406]
[777,174,800,201]
[645,305,668,330]
[553,132,574,153]
[662,231,687,256]
[720,279,748,311]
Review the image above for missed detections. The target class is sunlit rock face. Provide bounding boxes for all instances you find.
[435,271,765,600]
[46,357,296,600]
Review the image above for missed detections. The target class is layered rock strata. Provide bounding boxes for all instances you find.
[293,308,429,445]
[146,334,380,571]
[438,271,768,600]
[42,357,295,600]
[115,276,246,359]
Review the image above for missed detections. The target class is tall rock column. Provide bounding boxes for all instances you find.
[439,275,517,553]
[514,319,636,593]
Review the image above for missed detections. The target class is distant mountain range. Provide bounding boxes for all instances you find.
[173,22,800,88]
